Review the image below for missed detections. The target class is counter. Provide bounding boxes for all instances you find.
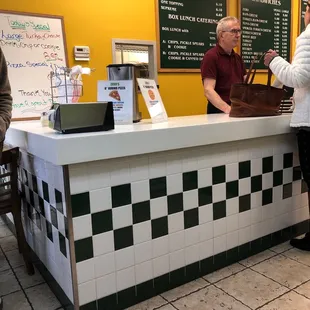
[4,114,309,310]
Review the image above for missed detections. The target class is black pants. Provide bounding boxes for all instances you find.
[297,130,310,191]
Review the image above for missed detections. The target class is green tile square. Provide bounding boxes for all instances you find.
[212,166,226,185]
[150,177,167,199]
[91,210,113,235]
[198,186,212,206]
[284,153,293,169]
[75,237,93,263]
[213,201,226,220]
[293,167,302,181]
[262,189,273,206]
[184,208,199,229]
[168,193,183,214]
[71,192,90,218]
[283,183,293,200]
[302,180,308,193]
[239,194,251,213]
[251,175,262,193]
[273,170,283,187]
[239,161,251,179]
[111,184,131,208]
[183,171,198,191]
[263,157,273,174]
[226,181,238,199]
[132,201,151,224]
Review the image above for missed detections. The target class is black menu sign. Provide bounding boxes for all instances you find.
[240,0,292,70]
[156,0,227,72]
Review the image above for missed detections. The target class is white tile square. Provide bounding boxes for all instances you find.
[94,252,116,277]
[57,212,65,237]
[87,162,111,190]
[153,254,169,278]
[135,260,153,285]
[96,273,117,299]
[150,197,168,219]
[212,183,226,203]
[183,189,198,210]
[169,249,185,271]
[166,153,182,175]
[251,223,262,240]
[44,201,51,222]
[92,231,114,257]
[78,280,96,306]
[131,180,150,204]
[238,146,251,162]
[227,214,239,233]
[262,203,276,221]
[226,163,238,182]
[199,204,213,224]
[226,231,239,250]
[76,259,95,285]
[302,192,308,207]
[251,158,262,176]
[226,197,239,216]
[149,155,167,178]
[198,168,212,188]
[239,178,251,196]
[214,235,226,255]
[293,154,300,167]
[239,210,251,229]
[90,188,112,214]
[185,226,200,247]
[133,221,152,244]
[226,148,239,164]
[152,235,169,258]
[37,178,44,199]
[115,247,135,271]
[130,156,149,182]
[239,226,251,245]
[69,165,89,195]
[169,231,185,252]
[135,241,152,264]
[73,215,92,241]
[293,181,302,196]
[262,147,273,158]
[283,168,293,184]
[110,160,130,186]
[251,191,262,209]
[199,239,213,260]
[272,186,282,203]
[199,222,213,242]
[251,208,262,224]
[167,173,183,195]
[273,154,284,171]
[185,244,200,265]
[213,218,227,237]
[168,212,184,234]
[262,173,273,190]
[182,153,198,172]
[116,267,135,291]
[112,205,132,229]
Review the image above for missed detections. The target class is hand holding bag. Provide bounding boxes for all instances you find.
[229,53,285,117]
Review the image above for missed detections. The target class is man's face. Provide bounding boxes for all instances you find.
[305,3,310,27]
[220,21,241,49]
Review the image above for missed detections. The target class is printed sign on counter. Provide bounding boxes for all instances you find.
[97,80,133,124]
[137,78,168,123]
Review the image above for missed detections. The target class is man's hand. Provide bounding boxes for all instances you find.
[224,106,231,114]
[264,49,279,66]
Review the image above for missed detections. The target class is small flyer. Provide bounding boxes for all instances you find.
[137,78,168,123]
[97,80,133,124]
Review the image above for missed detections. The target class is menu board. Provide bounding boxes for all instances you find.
[156,0,227,72]
[300,0,307,33]
[240,0,292,70]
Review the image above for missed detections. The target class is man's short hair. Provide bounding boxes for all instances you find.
[216,16,239,39]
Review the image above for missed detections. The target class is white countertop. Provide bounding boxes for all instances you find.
[5,114,293,165]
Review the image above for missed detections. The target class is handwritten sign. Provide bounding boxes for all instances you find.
[0,11,68,120]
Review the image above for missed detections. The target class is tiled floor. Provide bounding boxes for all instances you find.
[0,218,62,310]
[2,216,310,310]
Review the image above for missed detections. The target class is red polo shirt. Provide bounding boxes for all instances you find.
[200,44,246,113]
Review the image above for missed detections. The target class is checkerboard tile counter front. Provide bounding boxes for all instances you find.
[69,134,309,310]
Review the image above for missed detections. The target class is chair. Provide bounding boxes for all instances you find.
[0,146,34,275]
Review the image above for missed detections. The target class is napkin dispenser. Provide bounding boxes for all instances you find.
[49,102,114,134]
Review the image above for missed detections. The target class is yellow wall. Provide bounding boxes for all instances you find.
[0,0,301,118]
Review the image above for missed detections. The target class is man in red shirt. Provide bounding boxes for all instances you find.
[200,16,246,114]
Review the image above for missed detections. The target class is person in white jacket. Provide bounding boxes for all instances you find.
[264,2,310,251]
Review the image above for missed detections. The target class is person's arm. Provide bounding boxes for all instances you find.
[203,78,231,113]
[0,48,12,142]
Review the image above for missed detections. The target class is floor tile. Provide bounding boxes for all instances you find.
[6,249,25,268]
[127,296,167,310]
[252,254,310,289]
[240,250,276,267]
[161,278,208,302]
[203,263,245,283]
[26,283,61,310]
[0,250,10,272]
[0,269,20,296]
[0,235,18,252]
[0,225,13,238]
[216,269,289,309]
[2,290,31,310]
[260,291,310,310]
[294,280,310,299]
[172,285,250,310]
[270,241,292,254]
[158,305,176,310]
[283,248,310,267]
[15,266,45,289]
